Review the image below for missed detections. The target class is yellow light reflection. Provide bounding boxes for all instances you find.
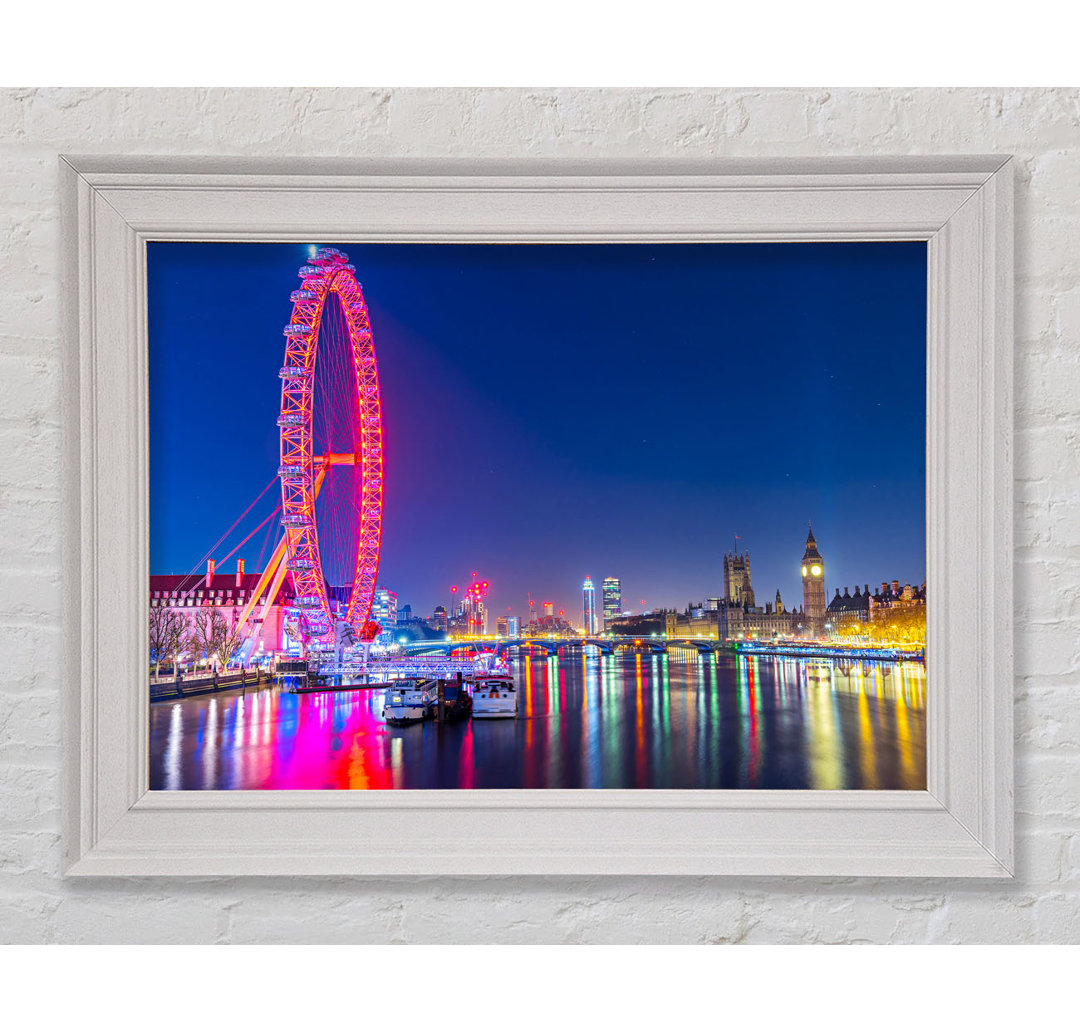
[805,663,843,790]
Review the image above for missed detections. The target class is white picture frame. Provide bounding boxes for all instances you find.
[60,155,1013,877]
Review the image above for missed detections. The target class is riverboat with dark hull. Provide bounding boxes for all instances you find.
[442,684,474,723]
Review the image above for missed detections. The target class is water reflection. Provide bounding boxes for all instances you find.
[149,654,927,791]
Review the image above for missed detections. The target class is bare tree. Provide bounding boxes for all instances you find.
[211,607,246,670]
[149,606,186,676]
[186,607,216,671]
[167,611,189,671]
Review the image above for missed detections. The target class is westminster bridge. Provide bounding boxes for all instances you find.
[402,636,727,658]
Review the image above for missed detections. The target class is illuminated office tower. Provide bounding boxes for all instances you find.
[582,576,597,634]
[602,577,622,629]
[507,616,520,637]
[543,601,554,617]
[371,587,398,628]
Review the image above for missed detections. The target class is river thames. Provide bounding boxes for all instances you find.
[149,651,926,791]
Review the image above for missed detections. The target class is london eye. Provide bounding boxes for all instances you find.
[277,247,384,646]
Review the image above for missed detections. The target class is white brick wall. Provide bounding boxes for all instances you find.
[1,87,1077,943]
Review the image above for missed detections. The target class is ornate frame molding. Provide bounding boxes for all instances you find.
[61,156,1013,876]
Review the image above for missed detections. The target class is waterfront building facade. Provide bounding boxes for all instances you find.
[525,612,577,636]
[447,611,470,637]
[826,584,872,636]
[666,598,806,641]
[608,611,666,636]
[825,579,926,644]
[869,579,927,643]
[149,558,298,658]
[665,607,720,638]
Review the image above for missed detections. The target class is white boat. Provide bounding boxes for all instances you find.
[381,681,437,726]
[471,675,517,719]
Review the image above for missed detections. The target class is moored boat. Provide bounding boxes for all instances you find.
[381,681,438,726]
[471,675,516,718]
[442,683,474,723]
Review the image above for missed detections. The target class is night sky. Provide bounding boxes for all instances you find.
[148,241,927,622]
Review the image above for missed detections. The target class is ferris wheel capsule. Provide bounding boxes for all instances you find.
[278,365,310,379]
[290,289,317,303]
[283,323,311,337]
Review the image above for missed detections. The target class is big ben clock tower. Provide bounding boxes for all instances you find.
[801,524,826,639]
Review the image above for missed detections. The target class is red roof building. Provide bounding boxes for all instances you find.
[149,558,298,656]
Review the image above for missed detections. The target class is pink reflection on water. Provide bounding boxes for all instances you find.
[458,720,476,790]
[219,687,397,789]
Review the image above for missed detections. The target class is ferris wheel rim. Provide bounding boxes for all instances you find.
[277,248,383,643]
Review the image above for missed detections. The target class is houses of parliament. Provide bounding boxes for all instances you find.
[666,523,926,642]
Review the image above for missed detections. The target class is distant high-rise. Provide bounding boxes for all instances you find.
[431,606,448,632]
[543,601,554,618]
[602,577,622,629]
[582,577,597,634]
[507,616,520,637]
[371,587,398,629]
[463,595,486,636]
[496,616,510,637]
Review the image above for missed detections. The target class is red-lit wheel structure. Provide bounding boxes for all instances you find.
[277,248,383,646]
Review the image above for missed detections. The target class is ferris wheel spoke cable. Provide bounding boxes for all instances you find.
[175,475,279,592]
[215,502,282,570]
[254,499,279,574]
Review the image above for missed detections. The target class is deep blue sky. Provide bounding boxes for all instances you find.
[148,241,926,621]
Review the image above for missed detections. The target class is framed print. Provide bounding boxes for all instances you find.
[61,155,1013,876]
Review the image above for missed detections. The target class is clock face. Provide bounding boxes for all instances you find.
[811,564,822,577]
[801,565,807,576]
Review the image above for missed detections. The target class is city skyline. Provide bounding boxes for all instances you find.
[148,241,927,623]
[380,523,927,632]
